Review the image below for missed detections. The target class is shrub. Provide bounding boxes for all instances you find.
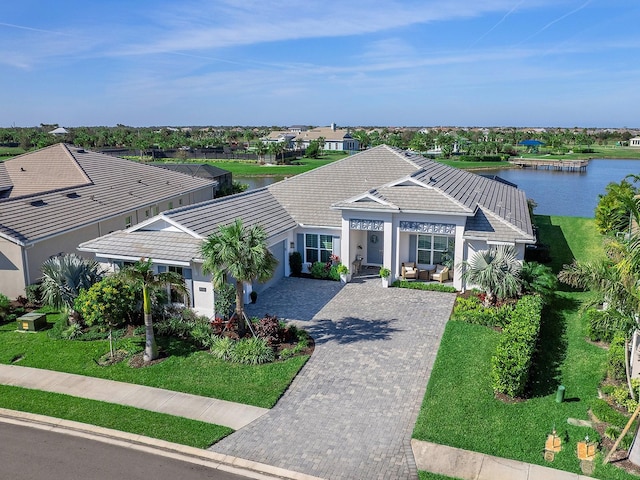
[230,337,275,364]
[491,295,543,398]
[74,276,137,328]
[310,261,332,279]
[392,280,457,293]
[25,283,42,305]
[607,333,627,382]
[327,264,340,281]
[289,252,303,277]
[586,308,633,343]
[604,426,634,451]
[63,323,83,340]
[190,320,215,348]
[214,283,235,320]
[254,314,280,347]
[451,295,513,327]
[0,293,10,321]
[210,336,235,361]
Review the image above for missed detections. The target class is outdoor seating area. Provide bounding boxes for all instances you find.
[400,262,451,283]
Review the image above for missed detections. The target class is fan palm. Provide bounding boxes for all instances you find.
[460,245,521,306]
[118,258,188,362]
[40,254,103,314]
[200,219,277,336]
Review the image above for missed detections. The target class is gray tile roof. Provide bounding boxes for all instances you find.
[152,163,230,180]
[79,230,202,263]
[0,144,217,245]
[268,145,420,227]
[164,187,297,240]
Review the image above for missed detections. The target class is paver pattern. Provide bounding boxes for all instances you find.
[211,275,456,479]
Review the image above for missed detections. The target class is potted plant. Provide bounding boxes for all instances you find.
[379,266,391,288]
[337,263,350,283]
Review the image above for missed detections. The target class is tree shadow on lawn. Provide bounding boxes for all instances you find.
[534,215,584,293]
[303,316,401,346]
[526,295,580,398]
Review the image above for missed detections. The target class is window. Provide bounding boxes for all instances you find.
[154,206,159,215]
[305,234,333,263]
[417,235,453,265]
[168,201,174,210]
[125,216,132,228]
[145,209,150,218]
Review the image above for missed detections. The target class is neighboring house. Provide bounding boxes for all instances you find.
[630,137,640,147]
[79,145,535,318]
[151,163,233,195]
[48,127,69,136]
[0,143,218,299]
[262,123,359,152]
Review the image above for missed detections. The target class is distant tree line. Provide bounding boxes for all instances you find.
[0,124,637,159]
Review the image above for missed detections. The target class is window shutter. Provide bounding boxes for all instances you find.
[297,234,304,256]
[183,268,192,280]
[409,235,417,263]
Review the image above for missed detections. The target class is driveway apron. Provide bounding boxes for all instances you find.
[211,276,455,480]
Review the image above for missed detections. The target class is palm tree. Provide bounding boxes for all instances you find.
[200,219,278,336]
[118,258,188,362]
[460,245,521,306]
[40,254,103,319]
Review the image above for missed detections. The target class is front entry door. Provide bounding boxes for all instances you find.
[367,231,384,265]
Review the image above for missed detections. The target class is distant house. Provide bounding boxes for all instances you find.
[80,145,535,318]
[0,144,217,299]
[630,137,640,147]
[262,123,359,152]
[152,163,233,195]
[48,127,69,136]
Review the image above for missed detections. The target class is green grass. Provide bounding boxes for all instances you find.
[419,473,463,480]
[0,146,25,158]
[413,215,638,479]
[0,322,308,409]
[518,146,640,160]
[147,151,348,177]
[0,384,231,448]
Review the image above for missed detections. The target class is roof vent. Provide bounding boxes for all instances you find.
[20,167,26,172]
[76,149,85,153]
[30,199,47,207]
[65,192,80,199]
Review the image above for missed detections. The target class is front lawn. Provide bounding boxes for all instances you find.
[0,321,308,409]
[413,215,638,479]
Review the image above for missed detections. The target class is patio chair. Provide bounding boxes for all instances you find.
[401,262,420,280]
[431,265,449,283]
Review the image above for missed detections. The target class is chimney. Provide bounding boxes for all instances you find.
[331,122,336,131]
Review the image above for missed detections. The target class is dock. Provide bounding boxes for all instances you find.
[509,158,588,172]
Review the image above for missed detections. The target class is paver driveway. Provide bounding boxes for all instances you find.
[210,276,456,480]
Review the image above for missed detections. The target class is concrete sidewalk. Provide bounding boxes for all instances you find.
[0,364,267,430]
[412,440,594,480]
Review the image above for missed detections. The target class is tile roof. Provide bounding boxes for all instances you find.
[268,145,420,226]
[152,163,230,180]
[0,144,216,245]
[164,187,297,240]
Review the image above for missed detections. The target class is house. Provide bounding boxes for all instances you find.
[79,145,535,318]
[0,143,218,299]
[262,123,359,152]
[48,127,69,136]
[630,137,640,147]
[151,163,233,195]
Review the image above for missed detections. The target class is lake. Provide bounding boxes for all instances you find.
[480,158,640,217]
[236,158,640,218]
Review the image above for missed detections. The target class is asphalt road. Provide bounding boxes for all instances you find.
[0,422,251,480]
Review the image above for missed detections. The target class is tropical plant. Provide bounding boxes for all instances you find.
[40,254,103,314]
[74,276,138,328]
[117,258,188,362]
[200,219,277,336]
[460,245,521,306]
[379,267,391,278]
[518,261,557,300]
[594,178,638,235]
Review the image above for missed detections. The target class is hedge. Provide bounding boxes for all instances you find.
[491,295,544,398]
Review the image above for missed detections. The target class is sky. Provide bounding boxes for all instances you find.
[1,1,639,128]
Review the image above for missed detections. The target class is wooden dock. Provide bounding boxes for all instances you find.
[509,158,588,172]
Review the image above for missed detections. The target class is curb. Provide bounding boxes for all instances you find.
[0,408,324,480]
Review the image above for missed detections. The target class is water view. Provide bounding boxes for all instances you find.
[481,158,640,217]
[238,158,640,218]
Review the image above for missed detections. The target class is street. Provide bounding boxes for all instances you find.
[0,422,252,480]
